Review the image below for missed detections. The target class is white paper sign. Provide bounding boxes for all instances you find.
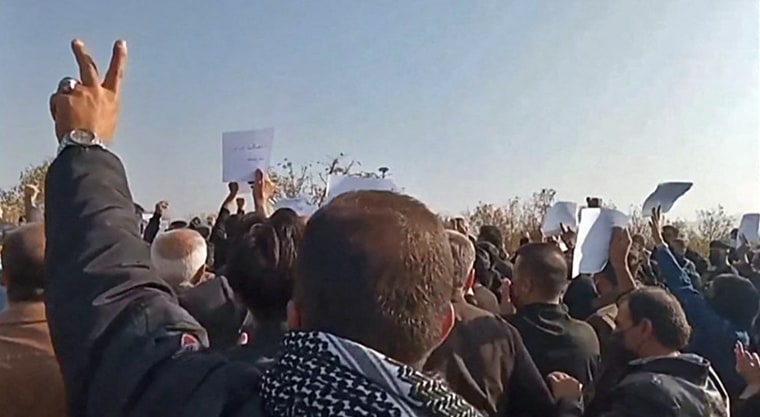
[222,128,274,182]
[542,201,578,237]
[608,210,631,228]
[571,208,630,277]
[736,213,760,248]
[642,182,693,216]
[274,197,318,217]
[324,175,398,205]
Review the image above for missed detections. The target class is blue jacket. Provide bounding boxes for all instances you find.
[654,245,749,397]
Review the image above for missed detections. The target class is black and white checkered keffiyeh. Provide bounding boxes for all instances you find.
[260,331,484,417]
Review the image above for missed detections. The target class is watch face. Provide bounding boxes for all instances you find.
[70,129,96,145]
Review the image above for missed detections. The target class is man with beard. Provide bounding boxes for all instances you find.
[651,207,757,398]
[562,287,730,417]
[661,225,708,276]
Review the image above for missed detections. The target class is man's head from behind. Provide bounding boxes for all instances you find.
[0,223,45,302]
[615,287,691,358]
[291,191,455,367]
[227,208,304,321]
[446,230,476,295]
[706,274,759,330]
[478,225,503,250]
[511,243,568,308]
[150,229,207,291]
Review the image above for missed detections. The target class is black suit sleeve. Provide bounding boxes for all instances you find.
[211,206,230,245]
[44,147,259,417]
[498,324,558,417]
[142,212,161,243]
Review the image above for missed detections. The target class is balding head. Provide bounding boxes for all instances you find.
[150,229,207,290]
[446,230,476,289]
[1,223,46,302]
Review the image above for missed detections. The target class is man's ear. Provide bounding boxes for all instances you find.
[191,265,206,286]
[286,300,302,330]
[438,302,456,345]
[464,269,476,292]
[639,318,655,342]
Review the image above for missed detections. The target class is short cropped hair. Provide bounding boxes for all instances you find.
[151,229,207,290]
[514,243,568,298]
[1,223,45,302]
[227,208,303,321]
[296,191,454,365]
[478,225,503,249]
[624,287,691,350]
[446,230,476,289]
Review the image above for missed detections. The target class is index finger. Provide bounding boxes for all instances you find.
[71,40,99,86]
[102,40,127,92]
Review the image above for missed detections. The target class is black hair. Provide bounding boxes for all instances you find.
[708,274,760,330]
[296,191,454,365]
[226,208,303,321]
[624,287,691,350]
[478,225,504,249]
[514,243,568,298]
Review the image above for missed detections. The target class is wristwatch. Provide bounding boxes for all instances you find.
[57,129,105,155]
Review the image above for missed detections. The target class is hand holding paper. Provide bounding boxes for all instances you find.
[642,182,692,216]
[542,201,578,237]
[609,227,632,267]
[251,169,275,204]
[736,213,760,249]
[222,128,274,183]
[571,207,632,277]
[649,206,665,246]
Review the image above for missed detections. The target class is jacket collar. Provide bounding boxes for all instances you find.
[517,302,568,318]
[0,301,47,326]
[628,353,710,384]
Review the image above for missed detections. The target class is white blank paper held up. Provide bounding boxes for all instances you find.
[642,182,693,216]
[571,208,631,278]
[736,213,760,248]
[274,197,318,218]
[222,128,274,183]
[542,201,578,237]
[324,175,398,205]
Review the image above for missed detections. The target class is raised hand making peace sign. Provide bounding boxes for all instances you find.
[49,39,127,142]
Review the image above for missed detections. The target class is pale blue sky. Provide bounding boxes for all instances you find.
[1,0,757,219]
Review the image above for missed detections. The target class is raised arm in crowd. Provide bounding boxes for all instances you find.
[5,35,754,417]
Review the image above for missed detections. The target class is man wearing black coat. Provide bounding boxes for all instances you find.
[576,287,730,417]
[45,39,483,417]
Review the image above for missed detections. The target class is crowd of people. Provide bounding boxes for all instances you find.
[1,39,760,417]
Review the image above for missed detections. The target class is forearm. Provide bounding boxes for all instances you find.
[45,147,206,412]
[210,205,231,244]
[254,200,272,218]
[611,260,636,294]
[22,193,44,223]
[142,212,161,243]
